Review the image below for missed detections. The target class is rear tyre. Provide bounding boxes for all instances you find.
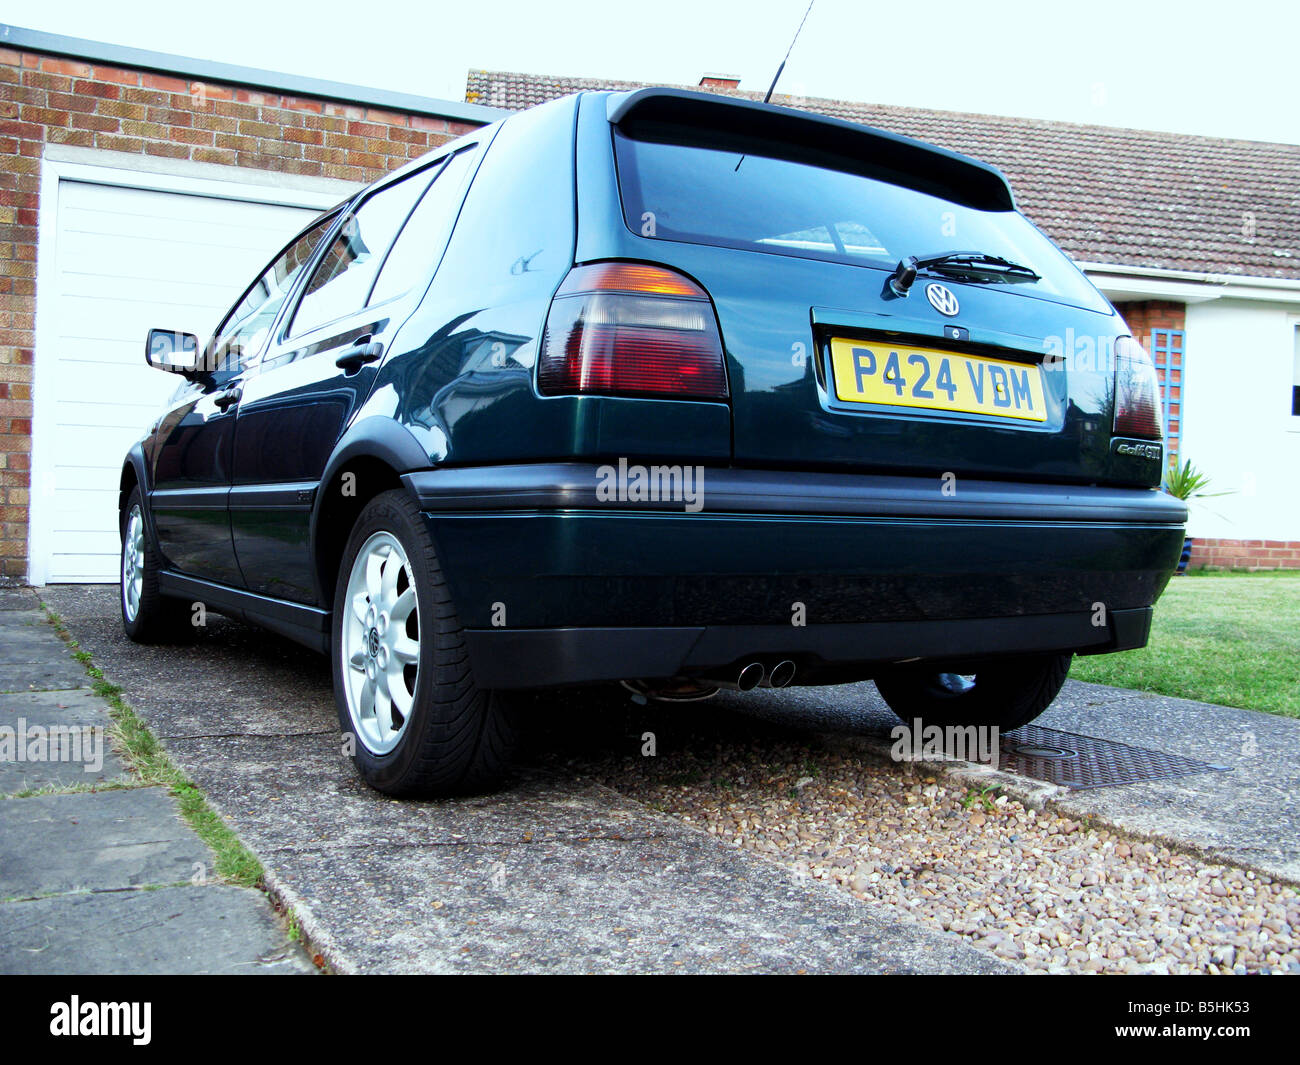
[874,653,1072,732]
[120,487,191,643]
[332,489,515,797]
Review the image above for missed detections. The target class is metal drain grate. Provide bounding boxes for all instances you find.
[998,724,1231,790]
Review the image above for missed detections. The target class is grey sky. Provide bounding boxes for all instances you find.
[10,0,1299,145]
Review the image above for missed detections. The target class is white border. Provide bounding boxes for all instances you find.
[29,149,353,584]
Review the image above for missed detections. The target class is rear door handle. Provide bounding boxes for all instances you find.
[213,385,242,410]
[335,339,384,373]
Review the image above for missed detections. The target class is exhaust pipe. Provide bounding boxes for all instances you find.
[763,660,796,689]
[735,661,765,691]
[710,661,765,692]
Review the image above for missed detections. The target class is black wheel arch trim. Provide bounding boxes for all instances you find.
[308,416,435,603]
[119,443,164,553]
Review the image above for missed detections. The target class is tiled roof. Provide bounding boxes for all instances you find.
[466,70,1300,281]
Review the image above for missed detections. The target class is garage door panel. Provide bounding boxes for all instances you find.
[49,425,151,468]
[61,183,315,244]
[49,467,123,491]
[58,230,293,291]
[59,278,239,318]
[51,510,118,541]
[55,295,223,352]
[45,553,120,582]
[35,176,321,583]
[52,397,164,431]
[54,340,159,369]
[64,179,313,227]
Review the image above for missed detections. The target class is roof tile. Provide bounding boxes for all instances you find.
[466,70,1300,281]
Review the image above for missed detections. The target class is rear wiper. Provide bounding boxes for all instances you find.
[888,251,1041,295]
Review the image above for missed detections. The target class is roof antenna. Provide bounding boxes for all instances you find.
[735,0,815,172]
[764,0,815,103]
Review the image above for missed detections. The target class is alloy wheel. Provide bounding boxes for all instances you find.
[121,504,145,623]
[340,531,420,755]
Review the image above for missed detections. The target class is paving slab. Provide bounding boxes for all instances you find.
[0,688,118,729]
[0,610,86,693]
[0,587,39,611]
[0,787,211,899]
[0,737,129,796]
[41,584,1010,974]
[0,884,315,974]
[0,590,313,976]
[0,687,130,794]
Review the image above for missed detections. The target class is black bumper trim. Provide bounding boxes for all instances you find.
[404,463,1187,524]
[462,607,1153,689]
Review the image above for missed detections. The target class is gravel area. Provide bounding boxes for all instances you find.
[536,696,1300,975]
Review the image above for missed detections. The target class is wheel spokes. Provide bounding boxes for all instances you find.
[391,636,419,665]
[340,530,420,757]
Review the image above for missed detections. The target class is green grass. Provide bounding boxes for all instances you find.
[1070,572,1300,718]
[42,608,265,886]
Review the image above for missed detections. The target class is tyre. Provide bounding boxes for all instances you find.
[120,486,191,643]
[874,653,1072,732]
[332,489,515,796]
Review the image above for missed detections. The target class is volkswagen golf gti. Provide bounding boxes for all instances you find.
[120,88,1187,796]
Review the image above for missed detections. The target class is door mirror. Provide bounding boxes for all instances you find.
[145,329,200,374]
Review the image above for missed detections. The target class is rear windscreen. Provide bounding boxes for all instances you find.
[614,128,1109,313]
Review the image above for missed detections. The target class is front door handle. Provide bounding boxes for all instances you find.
[335,339,384,373]
[213,385,242,410]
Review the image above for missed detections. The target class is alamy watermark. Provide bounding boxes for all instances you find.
[0,720,104,773]
[890,717,1000,770]
[596,459,704,513]
[50,996,151,1045]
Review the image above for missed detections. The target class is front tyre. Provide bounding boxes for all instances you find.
[120,487,190,643]
[874,653,1072,732]
[332,489,515,797]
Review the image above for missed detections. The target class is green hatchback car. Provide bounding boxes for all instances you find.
[123,88,1186,795]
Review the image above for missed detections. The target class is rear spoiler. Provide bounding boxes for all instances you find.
[605,87,1015,212]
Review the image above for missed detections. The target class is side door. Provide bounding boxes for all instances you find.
[229,148,479,604]
[148,213,338,584]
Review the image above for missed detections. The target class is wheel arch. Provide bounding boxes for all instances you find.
[311,417,432,609]
[118,444,154,539]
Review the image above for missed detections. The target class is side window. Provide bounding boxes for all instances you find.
[210,214,336,372]
[369,148,476,306]
[288,169,436,338]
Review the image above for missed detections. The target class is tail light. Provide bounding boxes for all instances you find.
[1113,335,1163,438]
[539,262,728,400]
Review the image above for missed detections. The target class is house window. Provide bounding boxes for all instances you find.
[1150,328,1186,456]
[1293,324,1300,417]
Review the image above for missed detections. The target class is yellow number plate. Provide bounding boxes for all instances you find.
[829,338,1046,422]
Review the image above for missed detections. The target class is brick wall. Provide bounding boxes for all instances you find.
[1191,538,1300,571]
[0,45,484,578]
[1112,299,1186,460]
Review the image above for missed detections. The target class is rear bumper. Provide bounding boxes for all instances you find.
[404,464,1186,688]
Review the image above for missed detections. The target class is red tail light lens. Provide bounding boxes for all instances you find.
[1113,335,1163,438]
[539,262,728,400]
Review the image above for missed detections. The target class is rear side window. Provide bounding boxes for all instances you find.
[615,129,1107,312]
[289,167,437,337]
[369,148,476,306]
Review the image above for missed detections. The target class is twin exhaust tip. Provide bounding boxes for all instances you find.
[734,660,795,692]
[628,660,797,700]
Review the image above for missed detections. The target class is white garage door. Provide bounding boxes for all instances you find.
[33,175,328,583]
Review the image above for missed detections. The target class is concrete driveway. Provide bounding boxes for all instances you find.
[35,584,1298,974]
[40,585,1014,974]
